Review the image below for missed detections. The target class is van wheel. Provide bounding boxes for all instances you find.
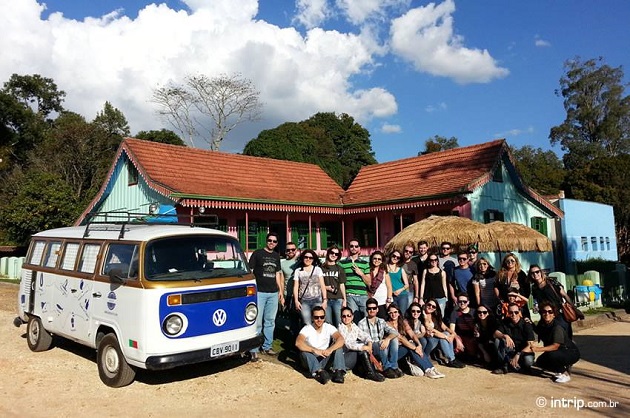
[97,333,136,387]
[27,316,53,352]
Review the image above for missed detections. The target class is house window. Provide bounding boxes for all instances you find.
[483,210,504,223]
[591,237,597,251]
[127,163,138,186]
[394,214,415,234]
[238,220,268,251]
[581,237,588,251]
[353,219,377,248]
[530,217,548,236]
[600,237,605,251]
[320,221,342,249]
[606,237,611,251]
[291,221,311,249]
[492,165,503,183]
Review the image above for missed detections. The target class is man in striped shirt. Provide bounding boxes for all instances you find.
[338,239,370,323]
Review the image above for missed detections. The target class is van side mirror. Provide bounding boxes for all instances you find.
[108,268,126,284]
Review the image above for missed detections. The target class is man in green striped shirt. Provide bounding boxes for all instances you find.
[338,239,370,322]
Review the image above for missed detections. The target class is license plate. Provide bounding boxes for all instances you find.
[211,341,239,357]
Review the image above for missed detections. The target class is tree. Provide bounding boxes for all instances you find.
[510,145,565,195]
[135,129,185,146]
[152,73,262,150]
[550,57,630,168]
[243,112,376,188]
[419,135,459,155]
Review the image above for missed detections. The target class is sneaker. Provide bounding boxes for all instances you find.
[554,373,571,383]
[383,368,399,379]
[314,370,331,385]
[249,352,261,362]
[425,368,445,379]
[331,369,345,384]
[394,368,405,378]
[261,348,277,356]
[492,367,506,375]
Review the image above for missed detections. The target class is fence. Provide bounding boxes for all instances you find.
[0,256,24,280]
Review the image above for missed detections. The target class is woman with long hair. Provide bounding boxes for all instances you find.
[321,245,347,327]
[529,264,574,339]
[521,301,580,383]
[386,303,444,378]
[367,250,392,319]
[293,249,327,325]
[474,303,499,368]
[472,257,499,311]
[495,253,530,317]
[387,250,410,315]
[419,253,448,316]
[421,298,465,368]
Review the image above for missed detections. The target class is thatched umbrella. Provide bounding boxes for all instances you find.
[384,215,492,253]
[482,221,552,252]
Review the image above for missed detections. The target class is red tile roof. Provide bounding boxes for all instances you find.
[123,138,345,206]
[344,139,506,206]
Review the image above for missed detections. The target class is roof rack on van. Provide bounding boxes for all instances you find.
[83,210,219,239]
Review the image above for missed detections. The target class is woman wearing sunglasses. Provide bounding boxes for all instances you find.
[321,245,347,327]
[421,298,465,368]
[529,265,574,339]
[366,251,393,319]
[402,302,446,378]
[419,253,448,316]
[293,249,327,325]
[337,307,384,382]
[387,250,410,316]
[521,301,580,383]
[474,304,499,368]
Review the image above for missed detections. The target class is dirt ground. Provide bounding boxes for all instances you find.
[0,282,628,418]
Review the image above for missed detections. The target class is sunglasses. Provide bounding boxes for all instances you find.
[506,259,516,264]
[457,300,469,304]
[508,311,520,316]
[367,306,378,311]
[329,251,340,256]
[468,251,477,254]
[388,311,399,315]
[429,258,438,262]
[477,310,489,315]
[458,257,468,261]
[349,244,360,248]
[530,270,542,275]
[426,304,436,309]
[286,248,296,252]
[540,309,554,314]
[303,255,314,260]
[390,254,400,259]
[313,315,325,320]
[404,250,414,254]
[441,247,451,250]
[411,310,422,313]
[341,314,353,318]
[267,239,278,243]
[372,257,382,261]
[479,262,488,266]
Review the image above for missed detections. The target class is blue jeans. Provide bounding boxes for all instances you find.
[347,294,368,323]
[394,292,409,315]
[326,298,344,327]
[252,291,278,353]
[435,297,447,317]
[300,349,346,375]
[423,332,456,361]
[299,298,323,325]
[495,339,535,370]
[398,345,434,371]
[372,339,399,370]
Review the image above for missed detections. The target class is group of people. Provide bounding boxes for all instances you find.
[248,234,580,384]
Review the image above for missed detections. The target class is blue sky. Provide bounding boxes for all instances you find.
[2,0,629,162]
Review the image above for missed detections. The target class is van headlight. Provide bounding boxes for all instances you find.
[163,314,185,336]
[245,303,257,324]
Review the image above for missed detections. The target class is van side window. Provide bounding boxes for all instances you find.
[78,243,101,273]
[103,243,139,280]
[29,240,46,266]
[43,241,62,268]
[61,242,80,271]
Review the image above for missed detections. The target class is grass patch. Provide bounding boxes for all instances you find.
[0,277,20,284]
[582,306,617,315]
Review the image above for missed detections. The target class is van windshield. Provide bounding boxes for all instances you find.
[144,235,250,281]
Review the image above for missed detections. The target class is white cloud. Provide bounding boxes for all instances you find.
[381,123,401,133]
[0,0,396,151]
[534,35,551,47]
[389,0,509,84]
[336,0,410,25]
[425,102,447,113]
[294,0,331,29]
[494,126,534,137]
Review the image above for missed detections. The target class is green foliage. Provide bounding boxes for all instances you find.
[0,169,81,245]
[510,145,565,195]
[243,112,376,188]
[574,258,618,274]
[419,135,459,155]
[135,129,185,146]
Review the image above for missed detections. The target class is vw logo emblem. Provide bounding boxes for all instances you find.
[212,309,227,326]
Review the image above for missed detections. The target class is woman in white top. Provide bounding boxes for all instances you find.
[366,250,392,319]
[293,249,327,325]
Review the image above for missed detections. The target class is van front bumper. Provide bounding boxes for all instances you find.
[144,334,263,370]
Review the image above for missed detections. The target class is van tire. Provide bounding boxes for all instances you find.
[27,316,53,352]
[97,333,136,388]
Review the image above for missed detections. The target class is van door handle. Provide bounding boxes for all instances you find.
[71,289,77,293]
[92,292,102,298]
